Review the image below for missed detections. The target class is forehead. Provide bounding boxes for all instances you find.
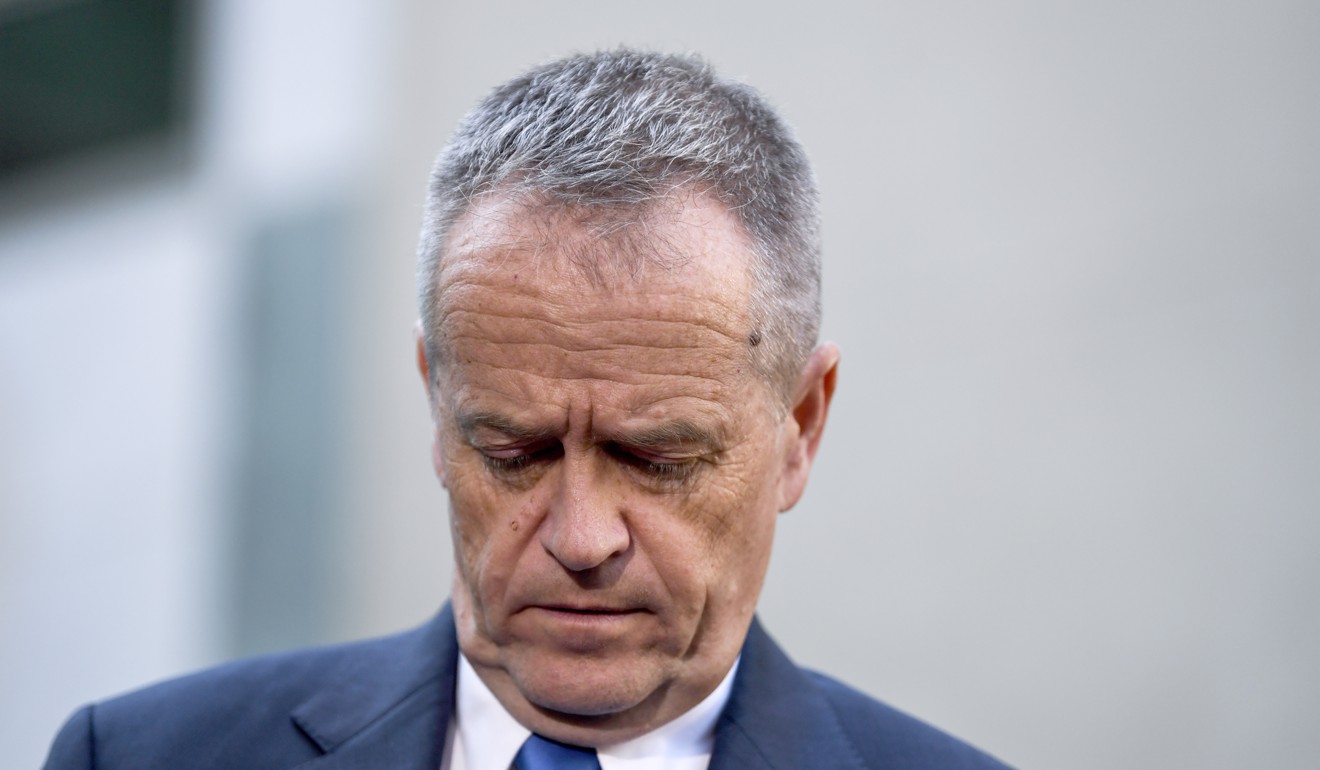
[428,192,764,418]
[435,191,756,347]
[441,188,753,284]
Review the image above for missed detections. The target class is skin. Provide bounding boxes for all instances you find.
[416,190,839,747]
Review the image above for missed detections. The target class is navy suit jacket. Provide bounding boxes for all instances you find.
[44,606,1011,769]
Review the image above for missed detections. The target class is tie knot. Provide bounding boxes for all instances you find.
[514,733,602,770]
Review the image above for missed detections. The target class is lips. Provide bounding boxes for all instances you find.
[510,588,658,632]
[535,605,645,616]
[525,604,650,628]
[518,605,649,651]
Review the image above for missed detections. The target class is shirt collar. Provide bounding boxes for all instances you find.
[453,653,739,770]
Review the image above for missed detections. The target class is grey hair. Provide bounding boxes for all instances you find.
[417,49,821,399]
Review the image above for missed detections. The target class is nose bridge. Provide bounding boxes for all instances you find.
[542,444,630,571]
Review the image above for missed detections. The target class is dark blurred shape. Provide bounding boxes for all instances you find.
[0,0,192,180]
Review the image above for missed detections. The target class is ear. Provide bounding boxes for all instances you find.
[778,342,839,512]
[415,322,447,487]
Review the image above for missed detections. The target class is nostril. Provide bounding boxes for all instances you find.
[543,521,631,573]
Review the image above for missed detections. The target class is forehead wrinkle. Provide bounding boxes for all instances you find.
[450,322,746,362]
[451,366,734,420]
[440,260,752,329]
[454,352,739,396]
[436,294,751,382]
[443,299,741,334]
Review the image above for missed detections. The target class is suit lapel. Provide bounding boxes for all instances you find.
[709,618,867,770]
[289,606,458,770]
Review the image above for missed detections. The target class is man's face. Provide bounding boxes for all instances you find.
[419,191,833,743]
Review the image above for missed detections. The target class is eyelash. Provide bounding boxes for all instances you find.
[610,446,698,482]
[478,444,699,482]
[481,454,533,474]
[480,444,560,475]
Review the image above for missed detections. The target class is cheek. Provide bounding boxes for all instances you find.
[445,458,533,595]
[696,455,779,535]
[709,499,777,590]
[703,459,782,586]
[649,465,780,604]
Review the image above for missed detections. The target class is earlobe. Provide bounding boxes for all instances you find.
[779,342,840,512]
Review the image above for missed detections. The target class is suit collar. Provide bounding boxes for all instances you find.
[290,606,457,770]
[709,617,868,770]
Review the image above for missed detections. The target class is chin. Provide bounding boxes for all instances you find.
[511,652,669,718]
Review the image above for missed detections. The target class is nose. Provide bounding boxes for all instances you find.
[540,452,631,572]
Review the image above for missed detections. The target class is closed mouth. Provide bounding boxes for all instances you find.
[540,605,643,615]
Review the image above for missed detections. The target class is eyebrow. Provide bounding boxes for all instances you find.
[456,412,549,442]
[617,420,725,452]
[456,410,725,452]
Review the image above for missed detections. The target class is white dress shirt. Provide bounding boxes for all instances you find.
[442,654,739,770]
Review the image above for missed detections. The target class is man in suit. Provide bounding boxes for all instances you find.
[45,50,1011,769]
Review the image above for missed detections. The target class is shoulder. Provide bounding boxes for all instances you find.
[115,618,436,724]
[96,630,394,727]
[721,619,1013,770]
[44,644,342,770]
[43,612,456,770]
[803,668,1013,770]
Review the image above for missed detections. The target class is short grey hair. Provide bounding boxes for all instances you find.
[417,49,821,399]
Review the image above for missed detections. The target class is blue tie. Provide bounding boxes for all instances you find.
[514,733,603,770]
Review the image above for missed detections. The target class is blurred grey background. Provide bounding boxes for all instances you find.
[2,0,1317,767]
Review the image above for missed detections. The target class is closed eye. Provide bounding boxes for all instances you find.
[605,442,701,483]
[480,442,563,476]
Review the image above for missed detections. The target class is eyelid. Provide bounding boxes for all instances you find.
[472,433,559,464]
[623,445,696,464]
[605,442,704,482]
[474,438,562,475]
[457,411,557,459]
[480,444,537,459]
[469,431,557,454]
